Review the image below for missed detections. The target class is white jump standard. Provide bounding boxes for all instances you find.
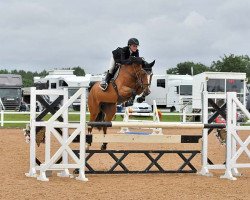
[25,87,89,182]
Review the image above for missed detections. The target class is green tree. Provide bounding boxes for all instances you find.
[211,54,250,82]
[72,66,85,76]
[167,61,211,75]
[0,69,49,87]
[0,69,9,74]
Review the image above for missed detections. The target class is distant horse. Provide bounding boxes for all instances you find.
[88,57,155,150]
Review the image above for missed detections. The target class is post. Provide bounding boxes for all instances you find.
[220,92,236,180]
[199,91,212,176]
[76,87,88,181]
[25,87,37,177]
[231,94,240,176]
[1,110,3,127]
[183,107,187,123]
[58,88,70,177]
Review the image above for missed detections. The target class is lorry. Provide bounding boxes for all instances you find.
[34,70,103,110]
[0,74,23,110]
[145,74,193,112]
[192,72,247,110]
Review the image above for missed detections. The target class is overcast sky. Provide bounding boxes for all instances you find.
[0,0,249,75]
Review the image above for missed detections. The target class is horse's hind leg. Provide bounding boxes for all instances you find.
[101,127,108,150]
[101,103,117,150]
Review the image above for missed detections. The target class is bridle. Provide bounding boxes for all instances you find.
[123,64,152,90]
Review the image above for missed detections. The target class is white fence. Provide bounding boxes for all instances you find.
[0,110,202,127]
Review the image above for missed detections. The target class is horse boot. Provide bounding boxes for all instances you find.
[123,100,133,107]
[100,72,113,91]
[123,92,136,107]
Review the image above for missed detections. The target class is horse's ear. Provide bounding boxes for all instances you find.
[149,60,155,68]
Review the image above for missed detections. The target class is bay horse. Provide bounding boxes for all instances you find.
[88,57,155,150]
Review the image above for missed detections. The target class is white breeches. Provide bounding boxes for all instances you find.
[108,56,116,74]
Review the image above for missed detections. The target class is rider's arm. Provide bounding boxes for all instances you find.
[120,48,140,64]
[120,49,132,64]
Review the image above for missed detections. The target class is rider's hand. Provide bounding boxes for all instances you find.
[129,56,137,63]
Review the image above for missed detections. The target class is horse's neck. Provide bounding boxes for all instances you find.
[116,65,138,87]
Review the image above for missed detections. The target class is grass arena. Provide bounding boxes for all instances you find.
[0,127,249,200]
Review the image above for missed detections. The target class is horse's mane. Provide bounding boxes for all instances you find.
[127,57,144,65]
[88,81,96,91]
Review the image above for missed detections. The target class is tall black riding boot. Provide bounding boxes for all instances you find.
[100,72,113,91]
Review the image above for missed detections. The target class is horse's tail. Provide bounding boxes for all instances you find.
[95,110,105,131]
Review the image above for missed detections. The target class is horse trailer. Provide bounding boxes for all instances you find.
[192,72,247,110]
[145,74,193,112]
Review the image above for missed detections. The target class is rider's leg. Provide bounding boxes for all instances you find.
[100,57,116,91]
[108,57,116,74]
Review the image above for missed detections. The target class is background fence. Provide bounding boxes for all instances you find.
[0,110,202,127]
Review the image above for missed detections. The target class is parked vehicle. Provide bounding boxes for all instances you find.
[33,70,103,111]
[192,72,247,110]
[128,102,152,113]
[0,74,22,110]
[145,74,193,112]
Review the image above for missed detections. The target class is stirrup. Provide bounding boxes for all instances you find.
[100,82,108,91]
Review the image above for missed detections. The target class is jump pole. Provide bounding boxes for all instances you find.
[87,121,226,129]
[91,134,201,144]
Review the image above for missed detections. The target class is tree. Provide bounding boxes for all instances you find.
[0,69,49,87]
[167,61,211,75]
[211,54,250,82]
[72,66,85,76]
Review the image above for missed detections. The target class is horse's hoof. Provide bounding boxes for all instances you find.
[73,169,79,174]
[101,145,107,150]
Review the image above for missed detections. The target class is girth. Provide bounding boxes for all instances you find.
[110,80,124,103]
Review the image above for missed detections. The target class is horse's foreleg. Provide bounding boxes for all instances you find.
[137,88,151,103]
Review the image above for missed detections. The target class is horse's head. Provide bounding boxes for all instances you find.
[129,57,155,74]
[127,58,155,102]
[136,59,155,103]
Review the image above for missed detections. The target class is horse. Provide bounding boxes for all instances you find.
[88,57,155,150]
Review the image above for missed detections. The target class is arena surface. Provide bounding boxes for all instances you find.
[0,128,249,200]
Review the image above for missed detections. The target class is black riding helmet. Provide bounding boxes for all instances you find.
[128,38,139,46]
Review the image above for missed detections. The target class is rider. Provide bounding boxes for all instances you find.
[100,38,140,91]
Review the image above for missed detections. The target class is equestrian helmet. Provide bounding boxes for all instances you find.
[128,38,139,46]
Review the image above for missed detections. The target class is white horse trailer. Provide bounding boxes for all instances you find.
[146,74,193,112]
[192,72,247,110]
[33,70,103,110]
